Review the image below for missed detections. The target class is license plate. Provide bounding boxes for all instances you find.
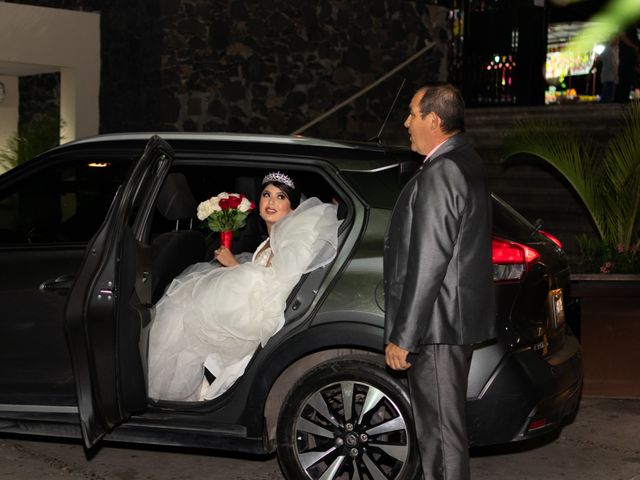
[548,288,565,329]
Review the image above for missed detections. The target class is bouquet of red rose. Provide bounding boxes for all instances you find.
[197,192,255,249]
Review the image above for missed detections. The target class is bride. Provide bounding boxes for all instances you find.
[147,171,339,401]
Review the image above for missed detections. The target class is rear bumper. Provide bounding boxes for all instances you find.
[467,333,583,446]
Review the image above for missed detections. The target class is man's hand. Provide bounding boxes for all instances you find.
[385,342,411,370]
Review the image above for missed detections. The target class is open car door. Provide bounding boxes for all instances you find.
[65,135,173,448]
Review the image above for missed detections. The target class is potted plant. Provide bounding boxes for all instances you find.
[503,102,640,397]
[504,101,640,273]
[0,115,62,173]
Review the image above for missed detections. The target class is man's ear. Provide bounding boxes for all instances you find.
[429,112,442,131]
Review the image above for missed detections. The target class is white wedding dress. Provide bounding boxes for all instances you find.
[147,198,339,401]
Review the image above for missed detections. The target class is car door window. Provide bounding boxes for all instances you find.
[0,158,130,245]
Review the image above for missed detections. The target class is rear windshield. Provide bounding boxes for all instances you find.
[492,194,535,240]
[342,169,536,242]
[340,165,405,209]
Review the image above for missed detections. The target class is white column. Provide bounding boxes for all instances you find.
[0,3,100,143]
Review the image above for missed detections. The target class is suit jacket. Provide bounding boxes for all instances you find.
[383,134,496,350]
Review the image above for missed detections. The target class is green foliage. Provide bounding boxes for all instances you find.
[574,234,603,273]
[0,116,62,172]
[564,0,640,54]
[575,234,640,274]
[503,102,640,262]
[604,103,640,248]
[204,209,250,232]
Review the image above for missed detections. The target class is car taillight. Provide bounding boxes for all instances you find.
[539,230,563,250]
[492,237,540,282]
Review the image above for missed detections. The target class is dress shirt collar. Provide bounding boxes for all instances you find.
[423,138,450,164]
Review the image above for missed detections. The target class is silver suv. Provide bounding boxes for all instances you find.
[0,133,582,480]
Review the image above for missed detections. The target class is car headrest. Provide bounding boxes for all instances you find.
[156,173,197,221]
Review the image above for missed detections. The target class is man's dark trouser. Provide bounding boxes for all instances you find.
[407,344,474,480]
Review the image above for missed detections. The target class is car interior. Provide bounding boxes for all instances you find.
[144,164,349,402]
[147,165,348,303]
[0,154,350,405]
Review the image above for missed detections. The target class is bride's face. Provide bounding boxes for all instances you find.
[260,184,293,229]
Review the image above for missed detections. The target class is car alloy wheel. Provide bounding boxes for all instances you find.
[277,356,419,480]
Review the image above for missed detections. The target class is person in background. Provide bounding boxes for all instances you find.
[593,36,619,103]
[615,23,640,102]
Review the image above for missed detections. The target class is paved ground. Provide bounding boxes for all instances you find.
[1,397,639,479]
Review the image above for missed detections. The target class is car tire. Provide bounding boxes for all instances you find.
[276,355,420,480]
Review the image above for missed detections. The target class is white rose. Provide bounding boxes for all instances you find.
[217,192,230,199]
[196,201,212,220]
[209,197,222,212]
[238,197,252,213]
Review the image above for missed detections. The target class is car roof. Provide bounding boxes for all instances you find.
[54,132,409,173]
[67,132,361,150]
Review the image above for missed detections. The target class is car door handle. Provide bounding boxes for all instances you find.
[40,274,75,295]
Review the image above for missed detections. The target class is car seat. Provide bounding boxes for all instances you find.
[150,173,205,303]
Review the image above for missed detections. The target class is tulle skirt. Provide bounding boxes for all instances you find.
[147,198,339,401]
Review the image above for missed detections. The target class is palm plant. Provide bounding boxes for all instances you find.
[0,153,13,174]
[503,102,640,272]
[0,115,62,173]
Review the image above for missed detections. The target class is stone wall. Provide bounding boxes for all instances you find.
[9,0,450,139]
[18,73,60,126]
[156,0,450,139]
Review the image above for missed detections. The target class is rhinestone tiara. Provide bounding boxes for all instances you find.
[262,171,295,189]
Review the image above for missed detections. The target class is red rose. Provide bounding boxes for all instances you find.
[227,195,242,209]
[219,198,229,210]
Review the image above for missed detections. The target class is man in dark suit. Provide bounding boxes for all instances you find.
[383,84,496,480]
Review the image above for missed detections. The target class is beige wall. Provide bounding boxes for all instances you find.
[0,3,100,144]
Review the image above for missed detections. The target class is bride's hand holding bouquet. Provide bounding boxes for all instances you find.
[197,192,255,265]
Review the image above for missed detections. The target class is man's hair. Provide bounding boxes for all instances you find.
[417,84,465,134]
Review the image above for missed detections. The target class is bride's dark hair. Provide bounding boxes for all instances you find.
[262,171,300,208]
